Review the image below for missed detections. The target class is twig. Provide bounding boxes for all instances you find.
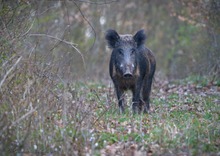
[2,55,17,67]
[49,25,70,52]
[0,56,22,91]
[29,33,86,70]
[0,106,38,135]
[29,33,77,46]
[73,1,96,50]
[74,0,119,5]
[21,18,36,37]
[29,43,38,58]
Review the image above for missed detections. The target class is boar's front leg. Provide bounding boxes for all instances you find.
[114,86,125,114]
[132,78,143,114]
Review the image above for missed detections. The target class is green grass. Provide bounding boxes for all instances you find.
[87,78,220,155]
[1,77,220,155]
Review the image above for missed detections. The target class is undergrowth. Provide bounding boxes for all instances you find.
[0,76,220,155]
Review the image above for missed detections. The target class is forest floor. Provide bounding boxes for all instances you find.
[1,76,220,155]
[84,76,220,156]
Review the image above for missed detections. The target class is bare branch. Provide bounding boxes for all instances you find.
[73,0,119,5]
[21,18,36,37]
[0,56,22,91]
[2,55,17,67]
[73,1,96,50]
[29,33,86,70]
[0,106,38,135]
[49,25,71,51]
[29,33,77,46]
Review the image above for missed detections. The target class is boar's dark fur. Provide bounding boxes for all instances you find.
[105,29,156,114]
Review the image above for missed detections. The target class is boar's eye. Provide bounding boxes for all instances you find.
[130,49,135,56]
[118,49,124,56]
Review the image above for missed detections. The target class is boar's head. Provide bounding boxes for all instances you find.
[105,29,146,78]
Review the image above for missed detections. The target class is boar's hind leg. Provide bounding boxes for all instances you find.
[143,59,156,113]
[142,77,152,113]
[143,70,155,113]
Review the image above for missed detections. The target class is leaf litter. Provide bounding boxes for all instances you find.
[69,77,219,155]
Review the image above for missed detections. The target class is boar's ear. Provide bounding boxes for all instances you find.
[133,29,146,47]
[105,29,120,48]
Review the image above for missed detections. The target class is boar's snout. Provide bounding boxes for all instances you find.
[123,72,133,78]
[122,64,134,78]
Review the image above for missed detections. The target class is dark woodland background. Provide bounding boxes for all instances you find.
[0,0,220,155]
[1,0,219,83]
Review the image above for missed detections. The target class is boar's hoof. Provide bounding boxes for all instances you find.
[132,102,142,114]
[119,106,125,114]
[143,107,150,114]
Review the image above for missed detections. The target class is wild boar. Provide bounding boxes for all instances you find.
[105,29,156,114]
